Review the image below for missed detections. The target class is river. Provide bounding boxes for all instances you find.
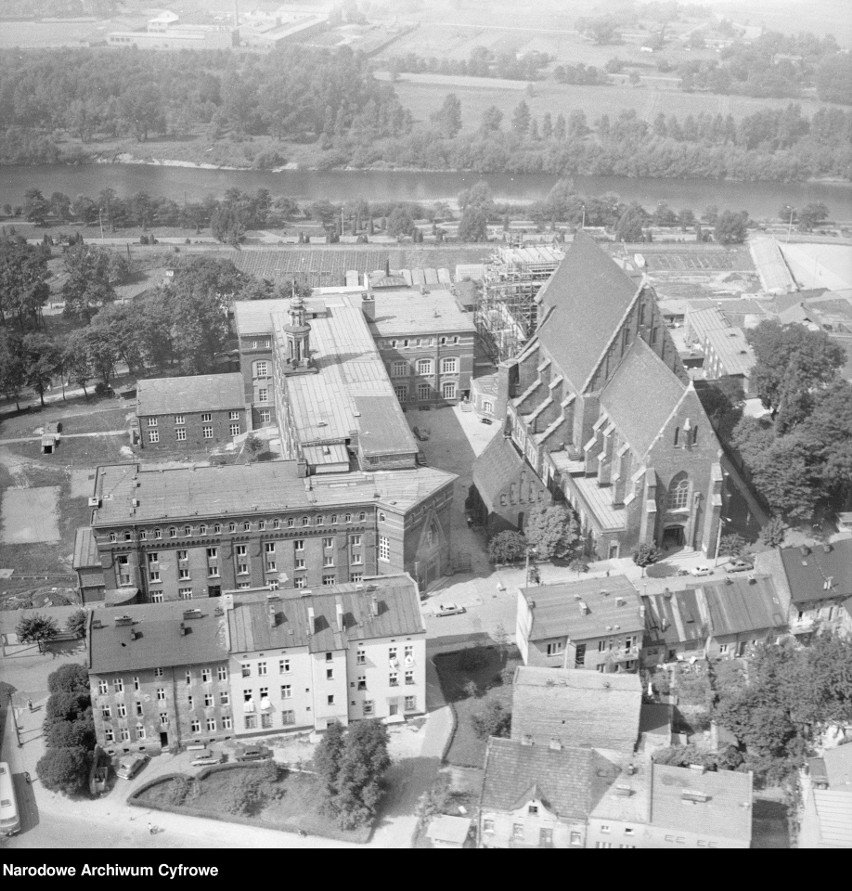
[2,164,852,220]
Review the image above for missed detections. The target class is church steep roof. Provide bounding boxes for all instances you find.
[535,232,640,391]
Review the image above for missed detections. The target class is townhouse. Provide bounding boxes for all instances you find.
[516,576,645,672]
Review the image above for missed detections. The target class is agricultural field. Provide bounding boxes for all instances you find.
[389,77,832,131]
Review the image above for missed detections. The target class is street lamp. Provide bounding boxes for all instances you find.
[580,204,586,230]
[8,692,22,748]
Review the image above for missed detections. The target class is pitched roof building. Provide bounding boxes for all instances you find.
[472,232,726,560]
[511,666,642,753]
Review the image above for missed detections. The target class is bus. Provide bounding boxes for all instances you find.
[0,762,20,837]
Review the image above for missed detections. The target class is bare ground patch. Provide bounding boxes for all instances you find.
[2,486,61,544]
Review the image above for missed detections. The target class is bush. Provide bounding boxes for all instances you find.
[44,716,96,750]
[488,530,527,564]
[65,609,88,639]
[48,663,89,695]
[758,517,787,549]
[15,612,59,651]
[471,698,511,740]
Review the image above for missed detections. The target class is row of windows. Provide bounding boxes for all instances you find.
[239,645,414,679]
[108,513,372,542]
[149,424,240,444]
[394,382,457,402]
[391,357,459,377]
[102,715,230,743]
[97,666,227,693]
[383,336,461,349]
[101,687,229,719]
[147,412,240,428]
[241,695,418,731]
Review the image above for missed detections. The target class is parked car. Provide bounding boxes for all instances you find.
[235,746,272,762]
[725,558,754,573]
[690,565,713,577]
[435,603,466,618]
[190,749,224,767]
[115,754,148,780]
[480,417,493,425]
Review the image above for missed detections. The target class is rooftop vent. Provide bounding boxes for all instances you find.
[681,790,711,803]
[370,595,379,618]
[625,763,637,776]
[602,681,610,690]
[114,616,133,627]
[88,497,101,508]
[179,622,187,636]
[573,593,582,600]
[549,738,562,751]
[614,784,633,797]
[214,607,224,617]
[182,609,202,620]
[616,597,626,607]
[578,600,590,614]
[130,629,140,641]
[521,734,534,747]
[600,589,609,597]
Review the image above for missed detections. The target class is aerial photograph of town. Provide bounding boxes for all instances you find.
[0,0,851,865]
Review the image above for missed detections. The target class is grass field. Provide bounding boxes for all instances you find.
[391,77,832,130]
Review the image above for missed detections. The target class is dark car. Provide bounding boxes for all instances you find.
[235,746,272,762]
[725,558,754,574]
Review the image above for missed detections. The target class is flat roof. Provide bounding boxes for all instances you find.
[234,299,290,336]
[136,373,245,416]
[279,299,417,457]
[368,287,476,338]
[91,462,455,526]
[73,526,100,569]
[89,602,229,674]
[521,576,644,641]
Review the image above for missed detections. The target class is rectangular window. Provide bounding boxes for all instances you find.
[113,678,124,693]
[326,668,334,680]
[220,690,229,706]
[102,705,111,720]
[282,710,295,725]
[202,426,213,439]
[104,728,114,743]
[206,717,216,732]
[153,668,164,678]
[204,693,213,707]
[244,715,257,730]
[294,577,306,589]
[357,676,367,691]
[323,554,334,567]
[323,574,336,586]
[442,382,457,400]
[157,688,166,701]
[404,696,416,711]
[405,671,414,685]
[217,666,227,681]
[191,719,201,733]
[241,664,251,678]
[136,724,146,740]
[230,424,241,436]
[175,428,187,442]
[417,359,433,375]
[261,713,273,729]
[174,415,184,425]
[281,685,292,699]
[135,701,143,716]
[327,695,334,706]
[201,413,212,423]
[379,535,391,562]
[441,357,458,374]
[392,361,407,377]
[257,388,269,404]
[147,417,158,427]
[150,591,163,603]
[222,716,232,730]
[98,679,108,695]
[148,430,159,444]
[258,662,268,676]
[322,537,333,549]
[363,700,374,716]
[417,383,431,401]
[259,410,271,424]
[254,362,267,378]
[159,713,169,727]
[389,673,399,687]
[294,539,304,551]
[546,641,564,657]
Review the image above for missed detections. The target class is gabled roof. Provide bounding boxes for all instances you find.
[227,576,425,654]
[522,576,645,641]
[643,588,707,648]
[599,338,689,459]
[511,667,641,753]
[480,737,605,820]
[534,232,640,392]
[136,373,245,417]
[89,602,229,673]
[696,576,787,636]
[471,434,546,512]
[778,540,852,604]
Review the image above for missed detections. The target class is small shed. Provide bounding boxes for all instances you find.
[41,422,61,454]
[426,814,472,848]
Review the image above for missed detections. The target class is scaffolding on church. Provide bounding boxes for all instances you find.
[474,245,565,363]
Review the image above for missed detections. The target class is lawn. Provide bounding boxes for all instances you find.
[133,765,371,843]
[434,645,521,769]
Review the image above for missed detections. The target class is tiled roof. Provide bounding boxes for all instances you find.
[686,306,756,376]
[89,601,229,674]
[511,667,641,753]
[599,338,688,459]
[91,462,455,526]
[534,232,640,391]
[136,373,245,417]
[643,589,707,648]
[471,434,544,512]
[72,526,100,569]
[480,737,604,820]
[650,762,753,844]
[778,540,852,604]
[812,790,852,847]
[823,744,852,789]
[522,576,644,641]
[695,576,787,636]
[227,576,425,654]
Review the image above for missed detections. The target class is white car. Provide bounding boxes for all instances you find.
[435,603,466,618]
[690,565,713,577]
[190,749,224,767]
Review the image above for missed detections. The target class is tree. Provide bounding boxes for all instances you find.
[62,331,93,398]
[758,517,787,549]
[48,663,90,695]
[471,698,511,740]
[22,333,60,406]
[329,721,391,830]
[36,746,91,797]
[511,100,531,136]
[632,542,660,575]
[488,530,527,564]
[44,716,96,751]
[24,188,49,226]
[714,210,749,245]
[16,613,59,652]
[0,330,26,410]
[430,93,462,138]
[0,237,51,332]
[386,206,416,238]
[479,105,503,134]
[523,503,581,561]
[797,202,830,232]
[457,206,488,242]
[314,720,347,804]
[66,609,88,639]
[45,691,91,725]
[61,244,117,323]
[615,204,646,242]
[718,534,747,558]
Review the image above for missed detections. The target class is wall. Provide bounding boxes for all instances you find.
[138,408,245,451]
[480,799,585,849]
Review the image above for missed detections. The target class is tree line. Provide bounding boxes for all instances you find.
[388,46,552,81]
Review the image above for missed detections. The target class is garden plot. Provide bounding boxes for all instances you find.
[2,486,61,544]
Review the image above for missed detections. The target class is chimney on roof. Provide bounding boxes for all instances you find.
[370,594,379,618]
[823,576,834,590]
[578,600,590,614]
[307,606,315,637]
[179,622,187,636]
[616,596,626,607]
[268,601,278,629]
[625,763,637,776]
[336,600,345,633]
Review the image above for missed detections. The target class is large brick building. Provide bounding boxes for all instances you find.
[472,232,725,559]
[79,459,454,603]
[135,373,246,450]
